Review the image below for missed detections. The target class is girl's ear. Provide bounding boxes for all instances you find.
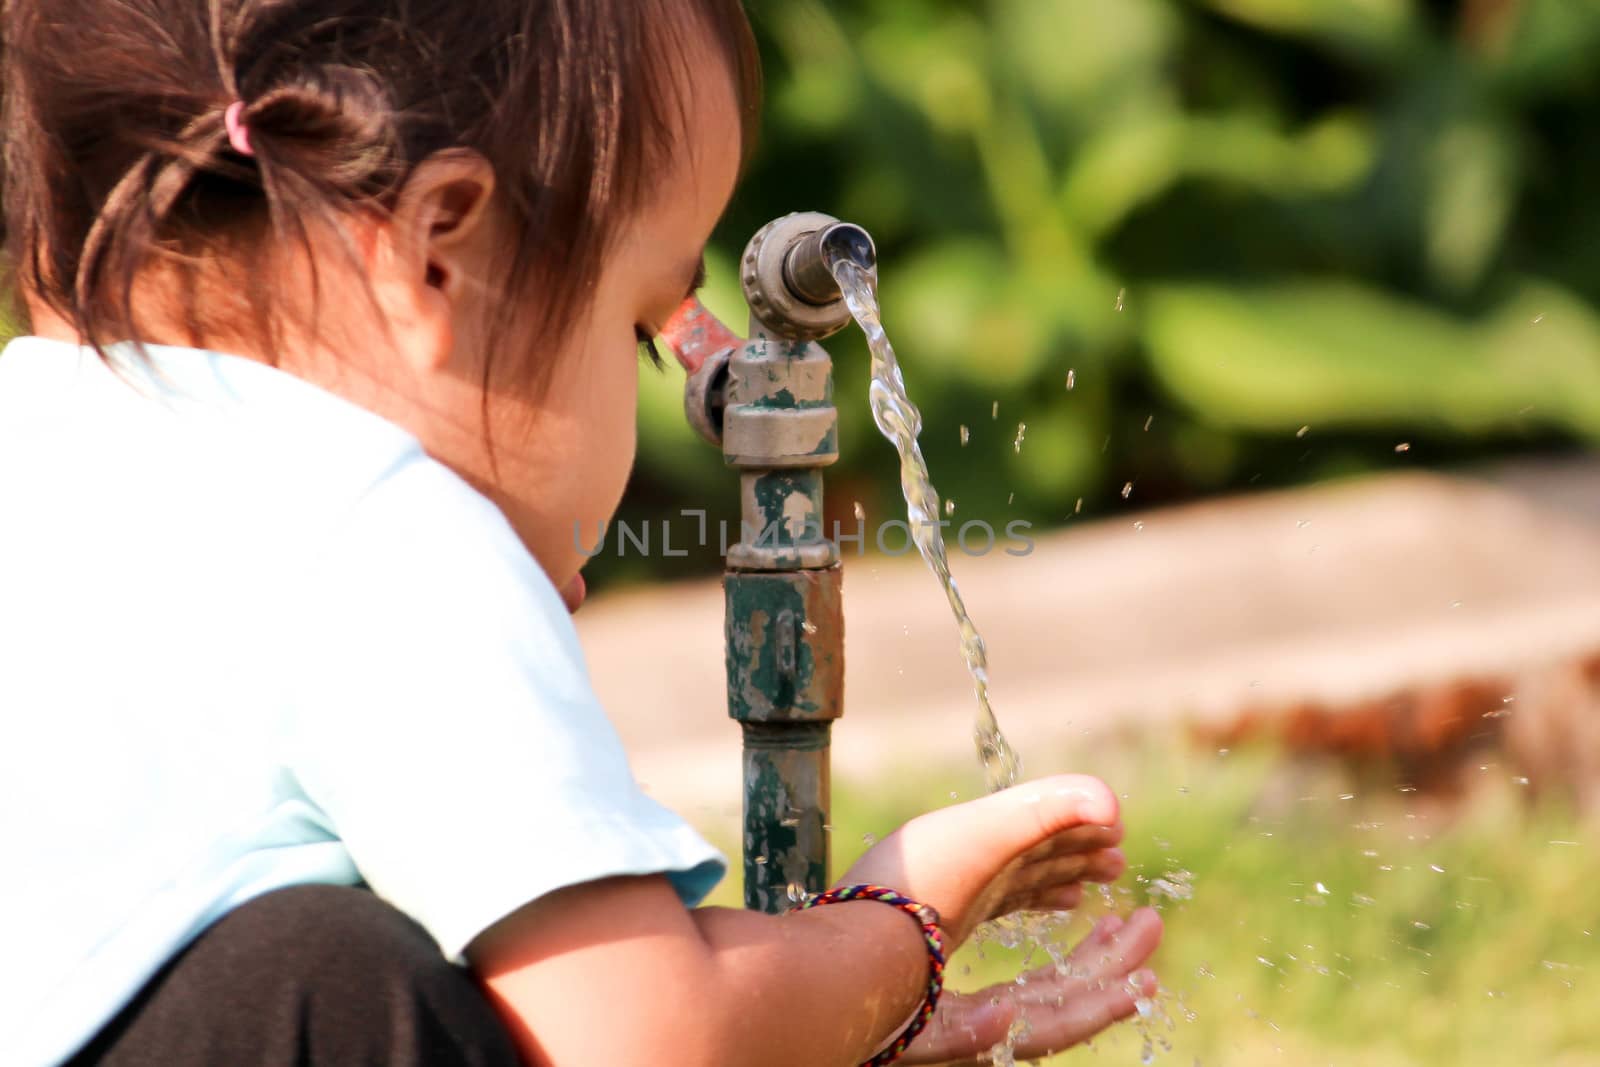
[374,150,499,375]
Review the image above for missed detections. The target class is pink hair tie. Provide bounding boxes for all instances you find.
[224,101,253,158]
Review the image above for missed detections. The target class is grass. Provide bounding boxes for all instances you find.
[702,741,1600,1065]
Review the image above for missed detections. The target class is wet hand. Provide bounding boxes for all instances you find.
[837,774,1129,947]
[901,909,1164,1065]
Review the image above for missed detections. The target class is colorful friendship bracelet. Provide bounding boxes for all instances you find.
[794,884,947,1067]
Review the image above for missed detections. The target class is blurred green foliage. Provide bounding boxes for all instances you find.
[602,0,1600,586]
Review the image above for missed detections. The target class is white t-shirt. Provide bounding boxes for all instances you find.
[0,337,725,1067]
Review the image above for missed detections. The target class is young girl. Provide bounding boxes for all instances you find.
[0,1,1162,1064]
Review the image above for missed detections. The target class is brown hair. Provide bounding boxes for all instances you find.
[1,0,760,388]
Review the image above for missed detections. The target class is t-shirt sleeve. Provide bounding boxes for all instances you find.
[284,453,725,962]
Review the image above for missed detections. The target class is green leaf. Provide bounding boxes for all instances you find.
[1196,0,1419,64]
[1140,280,1600,439]
[994,0,1179,112]
[1423,119,1518,294]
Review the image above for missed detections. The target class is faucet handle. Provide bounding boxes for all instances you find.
[661,296,743,375]
[661,297,739,447]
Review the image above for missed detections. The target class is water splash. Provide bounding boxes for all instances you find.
[831,258,1021,792]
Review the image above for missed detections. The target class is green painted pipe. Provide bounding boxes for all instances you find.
[665,212,877,914]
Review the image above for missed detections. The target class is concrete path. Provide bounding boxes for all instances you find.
[576,463,1600,838]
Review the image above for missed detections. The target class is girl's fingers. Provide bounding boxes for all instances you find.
[1001,977,1146,1060]
[898,991,1020,1065]
[1016,822,1123,867]
[1013,847,1125,891]
[903,911,1163,1065]
[1067,907,1164,980]
[990,881,1084,918]
[991,848,1126,914]
[920,775,1120,863]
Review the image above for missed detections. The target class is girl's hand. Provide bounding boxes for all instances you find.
[837,774,1130,947]
[902,910,1164,1065]
[836,774,1163,1061]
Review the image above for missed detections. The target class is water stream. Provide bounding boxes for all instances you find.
[829,256,1188,1063]
[829,257,1022,793]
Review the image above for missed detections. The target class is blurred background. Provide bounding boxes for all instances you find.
[601,0,1600,586]
[579,1,1600,1064]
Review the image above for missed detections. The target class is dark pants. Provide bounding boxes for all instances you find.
[67,885,525,1066]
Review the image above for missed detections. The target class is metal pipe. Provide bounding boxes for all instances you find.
[783,222,878,307]
[663,212,874,913]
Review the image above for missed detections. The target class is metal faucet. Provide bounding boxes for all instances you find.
[662,212,877,913]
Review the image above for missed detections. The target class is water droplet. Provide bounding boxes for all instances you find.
[991,401,999,420]
[1314,882,1330,895]
[1122,481,1134,500]
[944,499,956,515]
[853,501,865,522]
[1296,519,1311,529]
[1144,414,1154,432]
[1133,520,1145,532]
[802,620,817,635]
[861,833,877,847]
[959,424,970,446]
[1532,313,1546,325]
[1013,422,1026,453]
[1296,425,1311,438]
[1066,369,1076,391]
[1514,776,1530,785]
[1074,497,1083,514]
[1115,287,1127,312]
[1413,920,1431,930]
[1395,442,1412,453]
[1430,864,1445,874]
[1148,870,1195,902]
[1007,492,1015,505]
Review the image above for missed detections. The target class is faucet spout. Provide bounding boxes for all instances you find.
[742,212,876,342]
[784,222,877,306]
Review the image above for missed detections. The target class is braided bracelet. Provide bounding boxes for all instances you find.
[793,884,947,1067]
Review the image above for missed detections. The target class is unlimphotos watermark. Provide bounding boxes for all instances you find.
[574,510,1034,559]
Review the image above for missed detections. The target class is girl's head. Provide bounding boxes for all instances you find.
[3,0,759,605]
